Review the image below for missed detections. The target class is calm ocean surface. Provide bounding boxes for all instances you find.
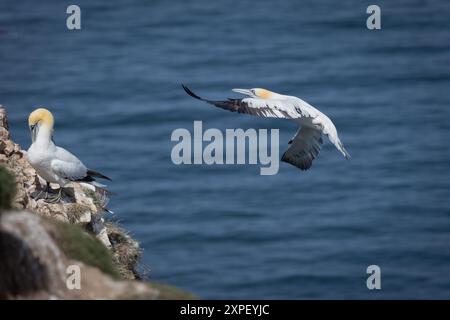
[1,0,450,298]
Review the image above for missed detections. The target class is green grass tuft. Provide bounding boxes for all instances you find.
[0,166,16,211]
[49,219,120,279]
[66,203,91,224]
[83,188,104,210]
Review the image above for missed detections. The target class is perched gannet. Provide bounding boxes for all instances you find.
[27,108,111,203]
[182,85,350,171]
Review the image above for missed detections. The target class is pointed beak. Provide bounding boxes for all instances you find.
[232,88,253,96]
[30,124,38,142]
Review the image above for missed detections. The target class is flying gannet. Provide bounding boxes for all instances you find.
[27,108,111,203]
[182,85,350,171]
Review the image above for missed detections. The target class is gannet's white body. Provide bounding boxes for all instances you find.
[27,108,111,202]
[183,85,350,171]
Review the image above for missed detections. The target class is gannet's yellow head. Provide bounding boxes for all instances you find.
[251,88,274,99]
[28,108,54,142]
[232,88,277,99]
[28,108,54,129]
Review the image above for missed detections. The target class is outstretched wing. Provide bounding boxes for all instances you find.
[281,127,323,171]
[182,85,313,120]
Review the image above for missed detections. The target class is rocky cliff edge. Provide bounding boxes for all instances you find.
[0,106,194,299]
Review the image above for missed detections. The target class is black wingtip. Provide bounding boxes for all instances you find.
[181,84,204,101]
[281,153,312,171]
[87,169,112,181]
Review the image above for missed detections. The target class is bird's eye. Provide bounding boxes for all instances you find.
[251,89,256,95]
[30,124,36,130]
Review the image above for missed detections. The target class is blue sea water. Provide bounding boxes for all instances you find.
[1,0,450,299]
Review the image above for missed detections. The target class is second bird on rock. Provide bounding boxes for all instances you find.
[26,108,111,203]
